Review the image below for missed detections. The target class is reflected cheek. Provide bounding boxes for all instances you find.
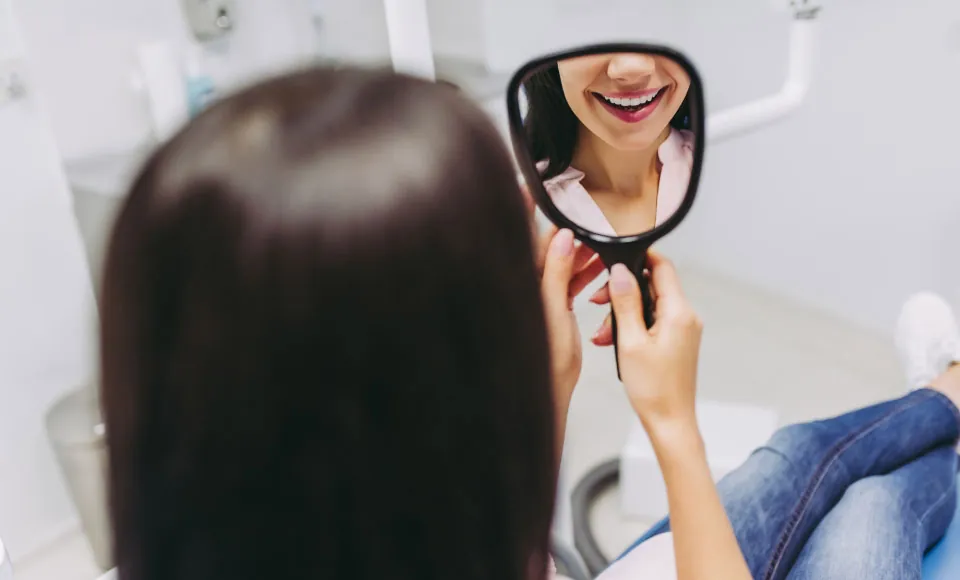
[663,87,687,118]
[568,96,598,127]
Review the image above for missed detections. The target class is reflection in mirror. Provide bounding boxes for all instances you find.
[518,52,698,238]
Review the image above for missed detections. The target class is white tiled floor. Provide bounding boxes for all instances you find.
[13,260,906,579]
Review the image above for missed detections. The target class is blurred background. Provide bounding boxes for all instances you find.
[1,0,959,578]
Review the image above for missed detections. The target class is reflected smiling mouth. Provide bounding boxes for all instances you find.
[592,87,667,112]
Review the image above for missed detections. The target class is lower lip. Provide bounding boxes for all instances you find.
[594,89,665,123]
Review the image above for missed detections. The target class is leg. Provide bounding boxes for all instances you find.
[619,387,960,579]
[787,446,959,580]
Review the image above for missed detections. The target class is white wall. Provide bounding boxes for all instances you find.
[13,0,319,161]
[665,0,960,334]
[423,0,681,70]
[0,0,394,562]
[432,0,960,334]
[0,0,98,561]
[313,0,392,65]
[426,0,484,62]
[475,0,681,72]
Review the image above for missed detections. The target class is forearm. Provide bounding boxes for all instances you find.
[648,420,751,580]
[554,388,573,461]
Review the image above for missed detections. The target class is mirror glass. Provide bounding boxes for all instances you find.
[515,51,700,238]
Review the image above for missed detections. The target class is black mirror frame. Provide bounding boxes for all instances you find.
[506,42,707,262]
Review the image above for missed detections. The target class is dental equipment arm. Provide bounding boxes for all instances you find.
[383,0,436,81]
[707,3,822,143]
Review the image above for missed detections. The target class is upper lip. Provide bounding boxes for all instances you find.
[596,87,665,98]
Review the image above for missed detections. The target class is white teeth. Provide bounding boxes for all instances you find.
[601,89,660,107]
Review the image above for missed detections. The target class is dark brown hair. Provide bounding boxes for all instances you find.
[100,66,557,580]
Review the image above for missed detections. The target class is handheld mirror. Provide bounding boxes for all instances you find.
[507,44,705,374]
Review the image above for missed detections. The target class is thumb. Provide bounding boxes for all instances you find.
[541,229,577,315]
[608,264,649,348]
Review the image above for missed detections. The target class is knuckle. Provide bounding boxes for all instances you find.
[618,335,644,355]
[691,313,704,330]
[671,309,702,331]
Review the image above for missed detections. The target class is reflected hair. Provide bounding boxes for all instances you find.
[522,63,693,181]
[100,66,557,580]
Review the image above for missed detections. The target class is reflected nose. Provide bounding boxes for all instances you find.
[606,54,656,84]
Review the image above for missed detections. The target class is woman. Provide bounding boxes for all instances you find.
[101,67,571,580]
[524,53,695,236]
[99,66,957,580]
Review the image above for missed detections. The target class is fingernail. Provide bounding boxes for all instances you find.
[589,286,604,302]
[551,229,575,257]
[610,264,633,294]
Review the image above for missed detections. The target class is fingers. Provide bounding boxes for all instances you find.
[590,255,687,347]
[541,229,577,317]
[608,263,649,348]
[536,223,560,275]
[591,269,654,345]
[591,264,657,306]
[591,312,614,346]
[569,255,606,301]
[590,282,610,305]
[539,230,597,298]
[572,242,596,273]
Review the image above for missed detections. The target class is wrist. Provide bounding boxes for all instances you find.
[643,416,705,459]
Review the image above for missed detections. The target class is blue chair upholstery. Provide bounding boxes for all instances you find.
[922,478,960,579]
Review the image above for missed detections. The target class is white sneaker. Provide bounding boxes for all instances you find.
[895,292,960,389]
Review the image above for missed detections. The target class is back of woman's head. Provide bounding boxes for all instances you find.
[100,66,557,580]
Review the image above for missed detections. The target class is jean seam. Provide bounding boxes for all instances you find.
[915,475,958,559]
[761,392,940,580]
[917,476,957,527]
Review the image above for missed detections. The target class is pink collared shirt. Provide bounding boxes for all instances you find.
[538,128,694,236]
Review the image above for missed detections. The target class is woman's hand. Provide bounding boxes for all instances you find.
[577,252,753,580]
[537,226,605,409]
[592,252,703,430]
[522,184,605,409]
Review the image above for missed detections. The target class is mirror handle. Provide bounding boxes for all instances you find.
[640,267,656,329]
[611,253,655,381]
[612,310,620,381]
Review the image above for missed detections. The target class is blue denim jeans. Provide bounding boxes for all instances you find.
[619,389,960,580]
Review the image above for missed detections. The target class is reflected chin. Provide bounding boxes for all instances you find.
[599,133,663,152]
